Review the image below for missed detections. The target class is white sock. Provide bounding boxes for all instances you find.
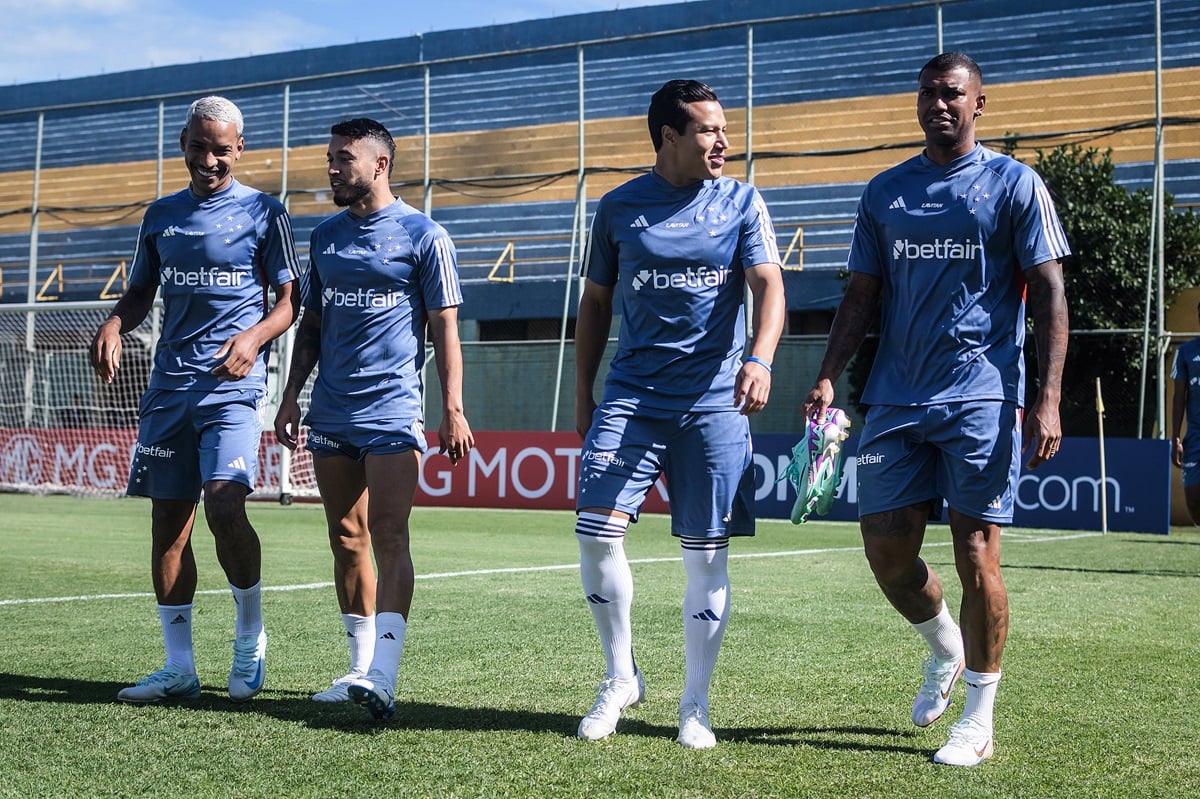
[576,512,635,681]
[680,537,730,711]
[961,669,1002,730]
[158,603,195,673]
[368,611,407,687]
[342,613,375,676]
[912,601,963,662]
[229,581,263,638]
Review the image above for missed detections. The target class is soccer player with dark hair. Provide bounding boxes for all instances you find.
[573,78,785,749]
[91,95,301,704]
[274,117,473,719]
[1170,300,1200,525]
[803,52,1070,766]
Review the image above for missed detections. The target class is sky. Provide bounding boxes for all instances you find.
[0,0,683,86]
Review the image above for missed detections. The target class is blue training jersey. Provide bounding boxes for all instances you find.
[1172,337,1200,444]
[848,144,1070,407]
[583,172,781,411]
[302,197,463,426]
[128,179,300,394]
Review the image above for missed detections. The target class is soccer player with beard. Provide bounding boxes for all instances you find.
[803,53,1070,766]
[274,117,473,719]
[91,95,300,704]
[573,79,785,749]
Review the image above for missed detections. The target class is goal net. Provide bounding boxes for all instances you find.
[0,301,317,501]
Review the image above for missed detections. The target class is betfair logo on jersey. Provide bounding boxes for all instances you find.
[321,286,402,308]
[160,266,245,287]
[891,238,982,261]
[308,431,342,450]
[631,265,730,291]
[135,442,176,459]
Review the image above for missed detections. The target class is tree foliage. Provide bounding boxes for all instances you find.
[1031,145,1200,435]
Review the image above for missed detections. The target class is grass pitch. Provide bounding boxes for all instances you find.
[0,494,1197,798]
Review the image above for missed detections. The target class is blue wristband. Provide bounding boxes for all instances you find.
[744,356,772,374]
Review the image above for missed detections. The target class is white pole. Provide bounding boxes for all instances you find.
[277,324,296,505]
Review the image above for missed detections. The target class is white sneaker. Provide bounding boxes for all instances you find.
[933,717,995,766]
[116,666,201,704]
[347,670,396,720]
[577,669,645,741]
[912,654,964,727]
[311,673,360,703]
[228,630,267,702]
[677,703,717,750]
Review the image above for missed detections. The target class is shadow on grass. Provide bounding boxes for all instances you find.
[0,672,928,754]
[1002,562,1199,579]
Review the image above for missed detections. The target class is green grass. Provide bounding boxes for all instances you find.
[1,494,1197,798]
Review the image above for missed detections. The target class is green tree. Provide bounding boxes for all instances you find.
[1031,145,1200,436]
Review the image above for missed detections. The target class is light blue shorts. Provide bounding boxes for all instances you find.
[305,418,427,462]
[855,401,1021,524]
[577,398,755,538]
[127,387,264,502]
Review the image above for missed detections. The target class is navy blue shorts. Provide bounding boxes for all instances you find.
[305,417,427,462]
[1181,438,1200,487]
[577,398,755,538]
[856,401,1021,524]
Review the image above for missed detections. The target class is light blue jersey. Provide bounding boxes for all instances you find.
[1173,338,1200,449]
[128,179,300,394]
[583,172,781,411]
[849,144,1070,407]
[302,198,462,427]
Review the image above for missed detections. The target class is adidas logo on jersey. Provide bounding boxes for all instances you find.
[323,243,336,255]
[888,196,907,210]
[629,214,650,228]
[227,456,247,472]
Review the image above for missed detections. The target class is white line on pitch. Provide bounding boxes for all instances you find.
[0,530,1104,608]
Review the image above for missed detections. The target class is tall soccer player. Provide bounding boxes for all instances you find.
[573,79,785,750]
[274,118,473,718]
[90,96,300,704]
[803,52,1070,766]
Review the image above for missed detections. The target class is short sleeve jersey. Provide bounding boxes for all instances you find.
[848,144,1070,407]
[302,198,463,426]
[583,172,781,411]
[1172,338,1200,446]
[127,179,300,394]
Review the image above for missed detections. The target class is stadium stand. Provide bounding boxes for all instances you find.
[0,0,1197,317]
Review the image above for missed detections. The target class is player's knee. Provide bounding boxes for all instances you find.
[202,481,250,532]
